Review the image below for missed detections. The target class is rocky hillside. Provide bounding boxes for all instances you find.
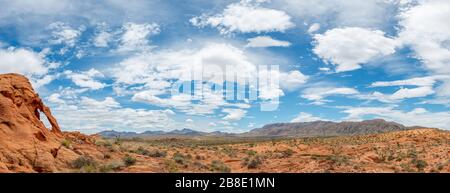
[0,73,111,173]
[98,119,412,139]
[245,119,410,137]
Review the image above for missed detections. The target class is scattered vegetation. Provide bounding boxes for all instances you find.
[123,155,137,167]
[103,153,111,159]
[114,137,122,145]
[134,146,167,157]
[72,155,98,172]
[163,160,178,173]
[98,162,124,173]
[245,150,257,156]
[210,160,231,173]
[245,156,263,169]
[278,149,294,158]
[411,159,428,172]
[91,129,448,173]
[61,139,72,149]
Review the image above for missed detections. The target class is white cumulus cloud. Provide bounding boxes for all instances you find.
[291,112,325,123]
[246,36,291,48]
[222,108,247,121]
[117,22,160,53]
[313,27,398,72]
[341,106,450,130]
[190,1,294,34]
[64,69,106,90]
[301,87,359,105]
[0,47,48,76]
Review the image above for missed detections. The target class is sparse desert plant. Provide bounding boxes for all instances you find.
[407,148,418,159]
[210,160,231,173]
[79,165,97,173]
[172,152,187,164]
[164,159,178,173]
[61,139,72,149]
[148,149,167,158]
[72,155,97,169]
[193,161,209,170]
[103,153,111,159]
[400,163,414,173]
[245,150,257,156]
[95,140,113,147]
[246,156,263,169]
[133,146,167,157]
[134,146,150,155]
[195,154,205,160]
[221,146,237,157]
[123,155,137,167]
[114,136,122,145]
[327,155,350,166]
[279,149,294,158]
[98,162,124,173]
[411,159,428,172]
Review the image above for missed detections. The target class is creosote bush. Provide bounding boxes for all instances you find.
[123,155,137,167]
[72,155,97,169]
[210,160,231,173]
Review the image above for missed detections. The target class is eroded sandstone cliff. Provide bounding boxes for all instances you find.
[0,73,104,172]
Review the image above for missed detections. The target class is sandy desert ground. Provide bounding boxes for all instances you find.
[67,128,450,173]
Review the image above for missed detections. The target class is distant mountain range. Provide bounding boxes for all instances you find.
[243,119,412,137]
[97,119,423,138]
[98,128,234,138]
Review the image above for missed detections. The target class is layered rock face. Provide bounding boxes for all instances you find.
[0,73,61,134]
[0,73,102,172]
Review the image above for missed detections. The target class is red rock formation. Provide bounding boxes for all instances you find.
[0,73,61,134]
[0,73,106,172]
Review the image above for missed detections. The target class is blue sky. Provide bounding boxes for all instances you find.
[0,0,449,133]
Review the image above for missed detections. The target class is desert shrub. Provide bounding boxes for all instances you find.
[133,146,167,157]
[221,146,237,157]
[245,150,257,156]
[164,160,178,173]
[193,161,209,170]
[195,155,205,160]
[98,162,124,173]
[407,148,417,159]
[412,159,428,171]
[327,155,350,166]
[280,149,294,158]
[246,156,263,169]
[79,165,97,173]
[95,140,113,147]
[103,153,111,159]
[114,137,122,145]
[210,160,231,173]
[172,152,187,164]
[148,149,167,158]
[134,146,150,155]
[123,155,137,167]
[61,139,72,149]
[72,155,97,169]
[400,163,414,173]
